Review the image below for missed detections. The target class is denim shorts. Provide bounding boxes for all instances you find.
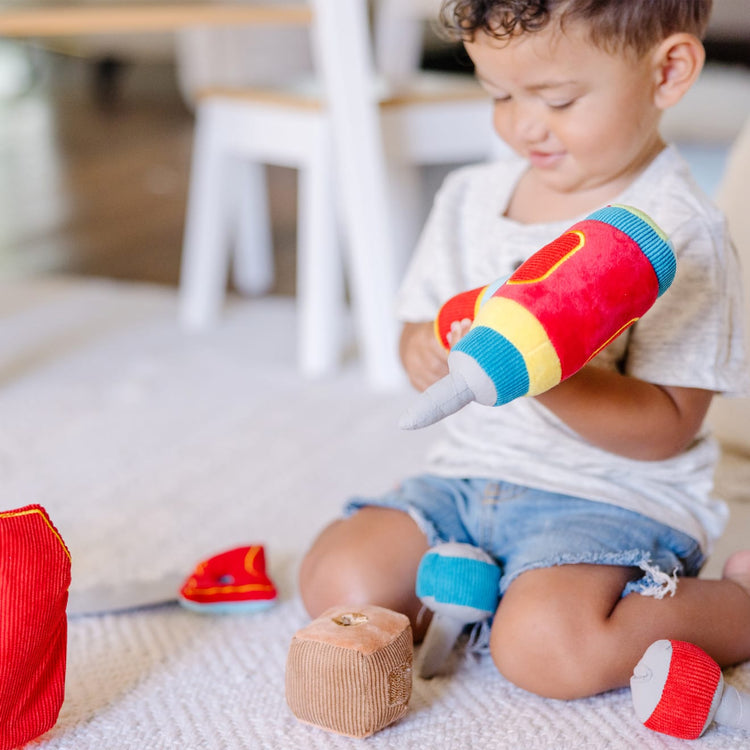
[344,475,704,598]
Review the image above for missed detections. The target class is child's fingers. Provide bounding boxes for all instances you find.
[447,318,472,347]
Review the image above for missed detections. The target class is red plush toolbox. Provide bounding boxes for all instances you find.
[0,504,71,749]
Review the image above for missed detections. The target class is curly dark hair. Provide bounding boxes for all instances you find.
[439,0,713,55]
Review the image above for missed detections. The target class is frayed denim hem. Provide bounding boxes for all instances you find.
[623,560,681,599]
[498,548,703,599]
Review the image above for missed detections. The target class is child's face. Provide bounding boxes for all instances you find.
[465,23,665,196]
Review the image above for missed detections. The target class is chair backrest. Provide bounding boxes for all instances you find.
[374,0,444,83]
[176,0,462,103]
[175,0,313,102]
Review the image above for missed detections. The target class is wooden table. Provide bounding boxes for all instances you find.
[0,1,402,387]
[0,2,311,36]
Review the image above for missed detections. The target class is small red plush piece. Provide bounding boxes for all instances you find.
[644,640,723,740]
[434,285,486,350]
[0,504,71,750]
[179,545,277,613]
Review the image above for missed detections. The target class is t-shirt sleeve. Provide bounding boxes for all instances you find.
[624,214,749,397]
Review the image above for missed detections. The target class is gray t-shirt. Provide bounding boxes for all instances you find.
[397,146,748,551]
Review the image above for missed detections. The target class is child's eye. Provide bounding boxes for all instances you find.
[493,95,512,104]
[547,99,575,110]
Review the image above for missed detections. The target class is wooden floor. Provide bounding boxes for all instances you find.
[0,47,298,294]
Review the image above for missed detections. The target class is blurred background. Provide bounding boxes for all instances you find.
[0,0,747,296]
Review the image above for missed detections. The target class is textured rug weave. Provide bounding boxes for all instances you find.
[1,276,748,749]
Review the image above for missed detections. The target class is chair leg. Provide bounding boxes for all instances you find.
[230,161,275,297]
[179,101,234,330]
[310,0,403,387]
[384,161,424,281]
[296,128,344,376]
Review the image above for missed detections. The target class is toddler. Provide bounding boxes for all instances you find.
[300,0,750,700]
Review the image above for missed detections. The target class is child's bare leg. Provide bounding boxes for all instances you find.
[298,507,431,638]
[490,554,750,700]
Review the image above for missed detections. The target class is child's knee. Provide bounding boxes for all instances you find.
[298,518,361,617]
[298,507,429,623]
[489,597,611,700]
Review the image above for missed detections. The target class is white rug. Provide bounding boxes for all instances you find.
[0,275,433,613]
[2,276,749,749]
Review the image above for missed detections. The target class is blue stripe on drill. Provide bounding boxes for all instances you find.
[587,206,676,297]
[416,553,500,613]
[479,274,510,308]
[453,326,530,406]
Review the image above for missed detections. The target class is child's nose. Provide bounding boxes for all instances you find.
[508,101,547,143]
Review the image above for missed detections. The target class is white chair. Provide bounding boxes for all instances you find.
[0,1,415,385]
[177,0,498,381]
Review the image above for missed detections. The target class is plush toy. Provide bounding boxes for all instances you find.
[178,544,277,613]
[631,639,750,739]
[286,604,413,737]
[400,204,676,430]
[415,542,500,678]
[0,504,71,750]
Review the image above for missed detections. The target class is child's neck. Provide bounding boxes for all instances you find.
[505,176,624,224]
[505,142,666,225]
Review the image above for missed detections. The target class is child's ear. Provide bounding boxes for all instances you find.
[650,33,705,110]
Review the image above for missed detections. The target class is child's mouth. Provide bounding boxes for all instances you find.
[529,150,565,168]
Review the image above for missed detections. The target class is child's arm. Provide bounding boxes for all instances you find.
[535,366,713,461]
[399,205,680,432]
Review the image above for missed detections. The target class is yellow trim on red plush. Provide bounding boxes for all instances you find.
[473,284,491,318]
[244,545,261,575]
[584,317,640,364]
[0,507,71,562]
[433,315,446,350]
[183,581,275,596]
[507,230,585,285]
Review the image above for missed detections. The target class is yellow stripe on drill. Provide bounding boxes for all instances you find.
[474,284,491,318]
[475,296,563,395]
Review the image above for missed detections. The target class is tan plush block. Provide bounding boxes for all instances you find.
[285,604,413,737]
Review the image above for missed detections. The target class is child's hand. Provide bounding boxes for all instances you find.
[446,318,472,347]
[400,322,450,392]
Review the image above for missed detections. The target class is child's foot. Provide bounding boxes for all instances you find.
[722,550,750,595]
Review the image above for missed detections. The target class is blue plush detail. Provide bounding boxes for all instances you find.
[587,205,676,297]
[479,274,510,307]
[416,552,500,613]
[452,326,530,406]
[178,597,276,615]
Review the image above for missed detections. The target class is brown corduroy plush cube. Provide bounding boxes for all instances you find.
[285,604,413,737]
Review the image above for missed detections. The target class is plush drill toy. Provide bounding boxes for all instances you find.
[400,204,676,430]
[631,639,750,739]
